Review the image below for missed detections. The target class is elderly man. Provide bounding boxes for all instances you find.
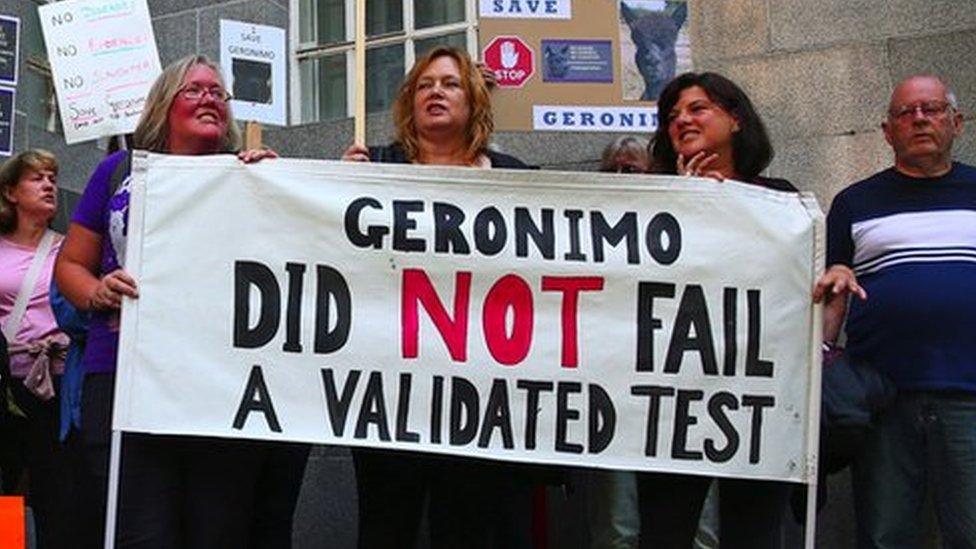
[814,75,976,547]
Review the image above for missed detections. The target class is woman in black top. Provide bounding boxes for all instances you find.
[637,72,796,549]
[342,46,535,549]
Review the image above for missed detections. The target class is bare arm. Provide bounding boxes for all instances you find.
[813,264,866,344]
[55,223,137,311]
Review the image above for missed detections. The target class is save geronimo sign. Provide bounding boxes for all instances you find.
[116,154,822,483]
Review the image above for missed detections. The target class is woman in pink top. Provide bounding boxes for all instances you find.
[0,149,71,548]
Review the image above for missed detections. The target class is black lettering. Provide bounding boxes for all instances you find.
[645,212,682,265]
[344,197,388,249]
[556,382,584,453]
[233,261,280,349]
[478,380,514,449]
[563,210,586,261]
[393,200,426,252]
[631,385,675,457]
[395,373,420,442]
[590,211,639,264]
[354,372,391,441]
[705,391,739,462]
[474,207,507,256]
[314,266,352,354]
[742,395,775,464]
[672,390,704,460]
[636,282,676,372]
[517,380,554,450]
[450,377,480,445]
[283,263,305,353]
[321,368,361,436]
[431,375,444,444]
[433,202,470,254]
[723,287,737,376]
[232,365,281,432]
[664,285,718,375]
[746,290,774,377]
[514,207,555,259]
[588,383,616,454]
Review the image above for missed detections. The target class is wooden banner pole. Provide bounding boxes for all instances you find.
[244,121,263,150]
[354,0,366,146]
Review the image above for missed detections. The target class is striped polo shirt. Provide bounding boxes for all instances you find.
[826,162,976,392]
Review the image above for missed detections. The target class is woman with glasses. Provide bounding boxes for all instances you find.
[54,54,292,548]
[636,72,797,549]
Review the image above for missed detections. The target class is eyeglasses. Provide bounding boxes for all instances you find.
[600,164,645,174]
[179,85,232,103]
[888,101,952,121]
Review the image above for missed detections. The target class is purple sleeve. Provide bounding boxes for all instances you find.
[71,151,127,233]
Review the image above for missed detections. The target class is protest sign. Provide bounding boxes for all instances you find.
[38,0,162,144]
[0,87,13,156]
[116,154,822,483]
[219,20,286,126]
[480,0,691,132]
[0,15,19,86]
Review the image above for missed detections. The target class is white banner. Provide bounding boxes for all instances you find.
[116,153,823,483]
[39,0,162,144]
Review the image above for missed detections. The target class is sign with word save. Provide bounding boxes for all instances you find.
[116,154,823,484]
[39,0,162,144]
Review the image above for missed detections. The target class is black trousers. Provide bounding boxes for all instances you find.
[2,378,73,549]
[74,373,309,549]
[636,472,791,549]
[353,448,535,549]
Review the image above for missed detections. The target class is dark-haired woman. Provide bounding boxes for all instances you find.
[637,72,796,549]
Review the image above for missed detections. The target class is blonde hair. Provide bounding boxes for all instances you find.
[393,46,493,163]
[600,135,651,171]
[0,149,59,233]
[133,54,242,152]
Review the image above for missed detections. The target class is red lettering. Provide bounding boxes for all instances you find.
[401,269,471,362]
[482,274,534,366]
[541,276,605,368]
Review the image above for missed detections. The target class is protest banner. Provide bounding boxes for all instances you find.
[38,0,162,144]
[115,153,822,484]
[480,0,691,132]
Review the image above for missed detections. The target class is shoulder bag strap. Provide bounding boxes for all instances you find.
[2,229,58,342]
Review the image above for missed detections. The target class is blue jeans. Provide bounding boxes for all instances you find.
[852,391,976,548]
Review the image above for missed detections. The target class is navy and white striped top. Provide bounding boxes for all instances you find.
[826,162,976,392]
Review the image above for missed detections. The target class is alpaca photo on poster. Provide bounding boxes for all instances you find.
[232,58,272,104]
[619,0,692,101]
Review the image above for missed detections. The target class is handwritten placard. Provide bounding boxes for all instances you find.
[0,16,19,86]
[38,0,162,144]
[219,20,286,126]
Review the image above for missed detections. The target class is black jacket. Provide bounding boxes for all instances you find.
[368,142,535,170]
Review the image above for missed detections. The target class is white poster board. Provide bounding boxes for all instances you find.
[116,153,823,484]
[219,20,286,126]
[38,0,161,144]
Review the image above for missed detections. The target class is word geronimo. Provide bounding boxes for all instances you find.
[345,197,682,266]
